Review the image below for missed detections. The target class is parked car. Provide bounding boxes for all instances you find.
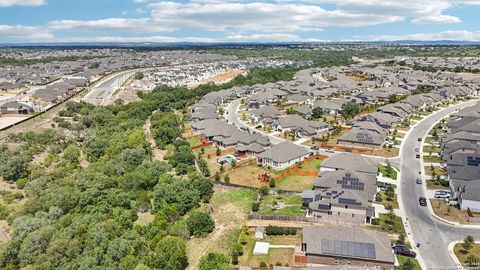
[419,197,427,206]
[255,125,263,129]
[326,148,335,153]
[391,243,405,250]
[416,178,422,184]
[394,246,417,258]
[434,190,451,199]
[416,154,420,159]
[415,148,420,152]
[417,138,422,142]
[310,146,320,151]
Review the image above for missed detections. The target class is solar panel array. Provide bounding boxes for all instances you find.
[321,239,376,260]
[356,132,374,144]
[338,198,362,206]
[467,156,480,167]
[337,173,365,191]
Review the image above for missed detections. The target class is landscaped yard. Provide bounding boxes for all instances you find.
[423,155,442,163]
[187,137,200,146]
[275,174,317,191]
[424,166,447,176]
[454,242,480,267]
[376,191,399,209]
[397,256,422,270]
[369,213,406,235]
[423,145,440,154]
[379,164,398,180]
[258,194,304,216]
[426,180,449,190]
[430,199,475,224]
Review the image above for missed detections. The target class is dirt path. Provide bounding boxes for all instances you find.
[143,112,167,161]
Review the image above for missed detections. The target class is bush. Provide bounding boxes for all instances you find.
[371,218,380,226]
[251,202,260,212]
[265,225,296,236]
[16,178,28,189]
[259,262,267,268]
[186,210,215,237]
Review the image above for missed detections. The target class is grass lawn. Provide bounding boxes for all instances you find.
[379,164,398,180]
[423,155,442,163]
[397,256,422,270]
[425,136,440,143]
[298,158,322,172]
[240,233,298,267]
[412,115,424,121]
[258,194,304,217]
[187,137,200,146]
[454,243,480,267]
[211,188,256,213]
[423,145,440,154]
[193,145,215,156]
[275,174,317,191]
[424,166,447,176]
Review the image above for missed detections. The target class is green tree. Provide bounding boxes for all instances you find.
[466,254,479,266]
[149,236,188,270]
[399,259,415,270]
[312,107,324,119]
[186,210,215,237]
[341,102,361,120]
[199,253,230,270]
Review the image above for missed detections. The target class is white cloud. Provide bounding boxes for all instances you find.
[0,24,53,40]
[412,15,461,24]
[0,0,45,7]
[47,18,175,33]
[351,30,480,41]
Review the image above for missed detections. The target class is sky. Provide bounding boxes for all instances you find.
[0,0,480,43]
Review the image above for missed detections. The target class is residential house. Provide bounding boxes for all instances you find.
[301,227,394,269]
[257,142,310,170]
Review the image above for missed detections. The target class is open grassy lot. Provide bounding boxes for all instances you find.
[454,243,480,267]
[424,166,447,176]
[379,164,397,180]
[258,194,304,216]
[397,256,422,270]
[275,174,317,191]
[425,136,440,143]
[423,155,442,163]
[228,163,282,188]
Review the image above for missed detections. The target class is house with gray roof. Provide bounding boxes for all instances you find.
[273,115,330,139]
[250,105,283,125]
[0,101,33,115]
[257,142,310,170]
[337,122,387,150]
[302,169,377,223]
[320,153,378,175]
[301,227,394,269]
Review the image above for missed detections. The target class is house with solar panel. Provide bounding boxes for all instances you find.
[301,169,377,224]
[337,121,388,150]
[301,226,394,269]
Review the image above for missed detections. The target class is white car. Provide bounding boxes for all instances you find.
[326,149,335,153]
[434,190,451,199]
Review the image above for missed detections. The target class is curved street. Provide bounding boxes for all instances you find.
[399,99,480,268]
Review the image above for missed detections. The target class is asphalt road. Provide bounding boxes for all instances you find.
[83,70,136,101]
[399,100,480,269]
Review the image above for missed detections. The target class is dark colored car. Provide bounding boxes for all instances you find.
[416,154,420,159]
[310,146,320,151]
[394,246,417,258]
[419,197,427,206]
[417,138,422,142]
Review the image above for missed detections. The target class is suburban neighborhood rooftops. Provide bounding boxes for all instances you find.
[257,142,309,163]
[321,153,379,175]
